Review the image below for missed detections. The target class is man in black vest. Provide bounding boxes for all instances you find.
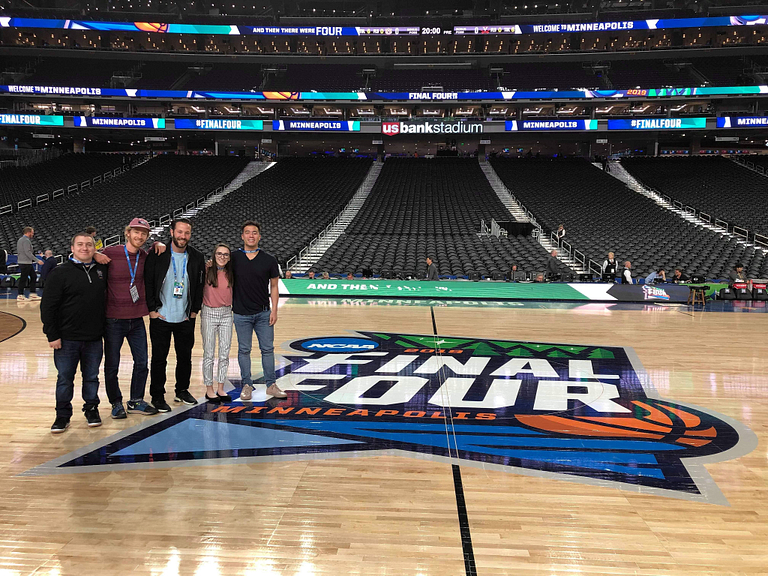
[602,251,618,282]
[41,232,108,433]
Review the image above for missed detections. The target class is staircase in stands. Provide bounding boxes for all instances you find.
[288,161,383,273]
[148,160,276,239]
[480,160,586,275]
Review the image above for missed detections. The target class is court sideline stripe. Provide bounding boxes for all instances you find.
[430,306,478,576]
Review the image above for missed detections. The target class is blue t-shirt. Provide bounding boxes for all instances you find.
[157,250,190,323]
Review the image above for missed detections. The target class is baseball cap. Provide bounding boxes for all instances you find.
[128,217,151,232]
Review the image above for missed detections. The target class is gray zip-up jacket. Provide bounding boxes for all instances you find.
[16,235,36,265]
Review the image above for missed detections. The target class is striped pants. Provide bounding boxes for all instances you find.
[200,304,233,388]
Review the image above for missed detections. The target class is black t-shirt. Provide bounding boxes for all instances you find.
[231,249,279,314]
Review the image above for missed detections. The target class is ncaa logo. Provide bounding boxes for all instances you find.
[382,122,400,136]
[301,337,379,353]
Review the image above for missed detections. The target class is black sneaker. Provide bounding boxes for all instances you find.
[126,400,159,415]
[84,408,102,427]
[111,402,127,419]
[174,390,198,405]
[152,398,172,413]
[51,416,70,434]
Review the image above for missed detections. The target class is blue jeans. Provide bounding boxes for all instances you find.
[104,317,149,404]
[54,339,103,419]
[233,310,275,387]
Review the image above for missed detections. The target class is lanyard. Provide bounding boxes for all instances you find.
[171,251,187,282]
[69,257,93,265]
[124,245,140,287]
[241,248,260,254]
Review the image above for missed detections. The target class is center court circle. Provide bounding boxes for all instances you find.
[300,337,380,353]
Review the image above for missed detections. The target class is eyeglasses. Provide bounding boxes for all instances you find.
[215,252,230,258]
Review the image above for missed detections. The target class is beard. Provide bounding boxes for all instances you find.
[172,237,188,250]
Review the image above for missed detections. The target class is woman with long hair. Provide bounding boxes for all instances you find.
[201,243,234,403]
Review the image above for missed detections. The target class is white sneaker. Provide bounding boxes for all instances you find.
[28,293,41,301]
[16,295,28,301]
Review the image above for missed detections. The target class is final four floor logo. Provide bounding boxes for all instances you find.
[28,332,756,504]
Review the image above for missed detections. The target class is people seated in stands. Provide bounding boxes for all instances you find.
[556,224,566,245]
[322,272,330,280]
[622,261,634,284]
[284,270,292,279]
[671,268,689,284]
[426,257,438,281]
[546,250,561,281]
[307,271,315,280]
[645,268,666,284]
[602,251,618,282]
[86,226,104,251]
[346,272,354,280]
[729,263,751,289]
[39,250,57,285]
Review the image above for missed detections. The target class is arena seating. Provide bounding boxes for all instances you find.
[314,158,568,278]
[501,63,603,91]
[620,156,768,238]
[373,69,495,92]
[175,158,373,266]
[606,61,694,88]
[180,64,264,92]
[264,64,367,92]
[0,153,135,208]
[741,155,768,172]
[489,158,768,280]
[21,58,119,87]
[690,57,754,86]
[133,62,191,89]
[0,155,250,257]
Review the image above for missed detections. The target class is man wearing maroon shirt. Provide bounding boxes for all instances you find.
[94,218,165,419]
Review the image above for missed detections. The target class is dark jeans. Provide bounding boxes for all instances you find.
[104,317,149,404]
[17,263,37,296]
[149,317,195,402]
[54,339,102,419]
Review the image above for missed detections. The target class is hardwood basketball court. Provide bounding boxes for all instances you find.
[1,296,766,575]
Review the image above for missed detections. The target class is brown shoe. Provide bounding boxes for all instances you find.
[240,384,254,401]
[265,384,287,399]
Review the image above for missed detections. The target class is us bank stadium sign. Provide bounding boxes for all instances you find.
[382,120,485,136]
[28,332,755,504]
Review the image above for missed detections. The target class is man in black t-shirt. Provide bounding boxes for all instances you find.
[232,221,286,401]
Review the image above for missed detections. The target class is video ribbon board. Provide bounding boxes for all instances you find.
[3,15,768,36]
[173,119,263,131]
[506,120,597,131]
[454,15,768,35]
[0,113,64,126]
[607,118,707,130]
[716,116,768,128]
[74,117,166,129]
[272,120,361,132]
[3,85,768,102]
